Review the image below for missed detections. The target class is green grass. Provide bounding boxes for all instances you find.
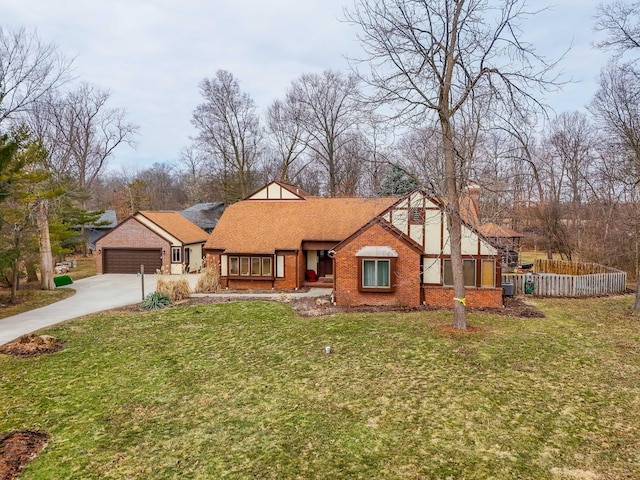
[0,288,74,320]
[1,297,639,479]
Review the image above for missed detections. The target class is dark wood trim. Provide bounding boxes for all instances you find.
[357,257,397,293]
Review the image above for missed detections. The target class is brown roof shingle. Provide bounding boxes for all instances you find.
[137,211,209,244]
[204,197,398,254]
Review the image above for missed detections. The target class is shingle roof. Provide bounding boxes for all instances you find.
[204,196,398,254]
[137,211,209,244]
[179,203,225,232]
[477,222,524,238]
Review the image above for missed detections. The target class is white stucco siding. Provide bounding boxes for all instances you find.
[267,183,281,198]
[423,258,440,284]
[409,224,424,245]
[391,209,409,232]
[250,189,268,199]
[188,244,204,272]
[306,251,318,271]
[461,228,479,254]
[424,210,442,255]
[480,241,497,255]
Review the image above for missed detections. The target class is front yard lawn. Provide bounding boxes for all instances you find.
[1,296,639,479]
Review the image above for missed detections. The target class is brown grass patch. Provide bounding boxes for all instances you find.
[0,431,49,480]
[0,334,64,357]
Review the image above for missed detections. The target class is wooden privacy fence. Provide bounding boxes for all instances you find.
[502,271,627,297]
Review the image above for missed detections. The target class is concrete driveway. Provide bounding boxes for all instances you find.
[0,274,332,346]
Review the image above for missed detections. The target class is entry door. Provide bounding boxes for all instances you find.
[317,250,333,277]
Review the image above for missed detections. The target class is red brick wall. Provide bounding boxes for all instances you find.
[334,222,421,307]
[205,250,301,291]
[423,286,503,308]
[95,218,170,274]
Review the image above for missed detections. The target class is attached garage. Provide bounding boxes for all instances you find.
[103,248,162,274]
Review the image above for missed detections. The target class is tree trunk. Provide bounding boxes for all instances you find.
[9,258,19,304]
[634,282,640,313]
[26,261,39,282]
[36,199,55,290]
[441,117,467,330]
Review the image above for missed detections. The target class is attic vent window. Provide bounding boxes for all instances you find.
[409,208,424,225]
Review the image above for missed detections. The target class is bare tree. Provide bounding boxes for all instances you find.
[347,0,559,329]
[266,96,309,184]
[29,82,139,197]
[0,27,72,126]
[191,70,262,204]
[595,1,640,55]
[289,70,362,197]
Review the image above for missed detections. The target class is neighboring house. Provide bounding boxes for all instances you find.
[95,211,208,274]
[179,202,226,233]
[85,210,118,251]
[204,181,503,308]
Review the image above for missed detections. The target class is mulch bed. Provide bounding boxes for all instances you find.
[0,431,49,480]
[0,334,65,357]
[175,294,545,318]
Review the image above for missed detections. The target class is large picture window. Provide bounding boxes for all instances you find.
[443,259,476,287]
[363,259,390,288]
[228,256,273,278]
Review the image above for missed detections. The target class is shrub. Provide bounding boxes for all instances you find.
[141,291,171,310]
[195,264,220,293]
[156,277,191,302]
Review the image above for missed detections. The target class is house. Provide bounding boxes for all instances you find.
[85,210,118,251]
[203,181,503,308]
[178,202,226,233]
[95,211,208,274]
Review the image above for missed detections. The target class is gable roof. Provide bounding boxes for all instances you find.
[205,196,398,254]
[333,216,424,255]
[477,222,524,239]
[137,211,208,244]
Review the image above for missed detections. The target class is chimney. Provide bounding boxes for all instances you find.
[465,181,481,216]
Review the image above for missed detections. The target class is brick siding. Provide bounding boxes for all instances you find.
[95,218,170,274]
[205,250,302,291]
[422,286,503,308]
[334,222,421,307]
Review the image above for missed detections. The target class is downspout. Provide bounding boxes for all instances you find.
[295,249,299,290]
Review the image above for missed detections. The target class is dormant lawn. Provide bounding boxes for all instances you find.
[1,296,638,479]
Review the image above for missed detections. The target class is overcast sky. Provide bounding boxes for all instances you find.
[4,0,609,172]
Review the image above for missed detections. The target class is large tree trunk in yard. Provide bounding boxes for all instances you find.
[634,282,640,313]
[442,117,467,330]
[36,199,55,290]
[9,258,19,304]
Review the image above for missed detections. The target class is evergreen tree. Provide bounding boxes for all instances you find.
[377,165,419,196]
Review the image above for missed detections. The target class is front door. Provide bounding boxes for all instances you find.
[317,250,333,278]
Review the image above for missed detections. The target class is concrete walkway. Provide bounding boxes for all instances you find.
[0,274,332,346]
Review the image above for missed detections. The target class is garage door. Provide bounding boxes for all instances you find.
[103,248,163,274]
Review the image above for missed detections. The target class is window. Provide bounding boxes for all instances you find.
[481,259,495,287]
[229,257,239,276]
[240,257,250,276]
[227,256,273,278]
[359,258,396,292]
[251,257,261,276]
[171,247,181,263]
[262,257,272,276]
[443,259,476,286]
